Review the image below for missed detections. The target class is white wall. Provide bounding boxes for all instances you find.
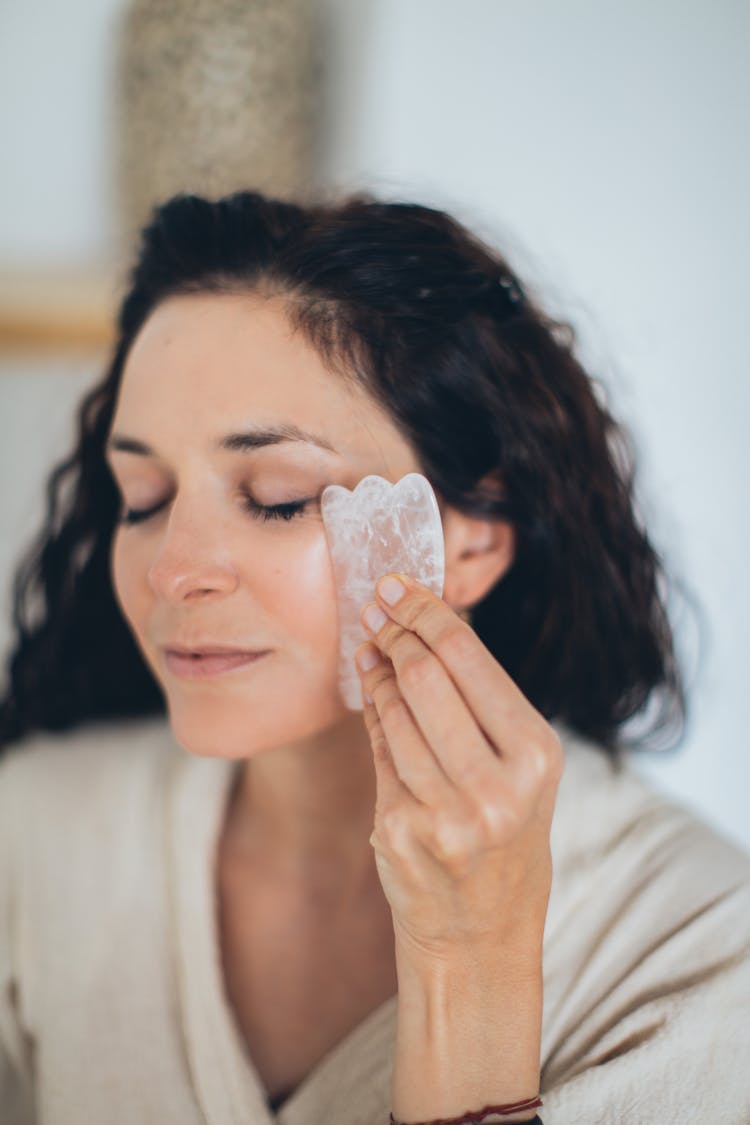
[1,0,748,852]
[0,0,125,266]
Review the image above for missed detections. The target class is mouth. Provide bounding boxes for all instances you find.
[163,647,271,679]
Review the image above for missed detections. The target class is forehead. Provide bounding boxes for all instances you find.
[111,292,418,474]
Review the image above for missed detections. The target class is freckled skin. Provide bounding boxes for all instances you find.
[108,290,516,873]
[107,291,426,861]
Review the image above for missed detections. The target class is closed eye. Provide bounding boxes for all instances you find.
[117,494,312,526]
[243,496,310,522]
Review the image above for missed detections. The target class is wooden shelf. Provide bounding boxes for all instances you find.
[0,267,118,352]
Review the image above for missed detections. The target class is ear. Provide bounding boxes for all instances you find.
[437,476,516,614]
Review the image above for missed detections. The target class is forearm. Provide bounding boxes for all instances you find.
[391,937,543,1124]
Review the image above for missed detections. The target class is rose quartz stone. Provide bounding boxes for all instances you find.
[321,472,446,711]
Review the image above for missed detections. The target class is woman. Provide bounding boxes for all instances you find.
[0,190,747,1125]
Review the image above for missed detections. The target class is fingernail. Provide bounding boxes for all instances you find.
[363,603,388,633]
[357,645,382,672]
[377,575,405,605]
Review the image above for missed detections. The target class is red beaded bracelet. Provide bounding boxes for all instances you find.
[389,1094,543,1125]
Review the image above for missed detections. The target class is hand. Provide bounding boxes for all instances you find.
[355,572,563,965]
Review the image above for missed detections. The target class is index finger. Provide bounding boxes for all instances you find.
[374,572,549,762]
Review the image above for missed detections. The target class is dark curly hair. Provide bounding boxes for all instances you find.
[0,188,703,758]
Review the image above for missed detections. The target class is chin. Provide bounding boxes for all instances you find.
[164,679,350,760]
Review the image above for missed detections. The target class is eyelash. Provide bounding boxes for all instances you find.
[118,494,310,526]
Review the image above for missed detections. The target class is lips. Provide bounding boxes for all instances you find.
[164,647,270,679]
[165,644,268,656]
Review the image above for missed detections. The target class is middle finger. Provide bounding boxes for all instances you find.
[361,602,499,797]
[356,644,457,808]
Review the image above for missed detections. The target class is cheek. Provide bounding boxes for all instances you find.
[110,531,147,633]
[110,522,345,684]
[264,528,340,661]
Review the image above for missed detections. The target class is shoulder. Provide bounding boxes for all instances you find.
[541,724,750,1117]
[0,715,183,989]
[0,715,180,857]
[0,712,177,778]
[550,720,750,868]
[547,719,750,994]
[550,719,750,892]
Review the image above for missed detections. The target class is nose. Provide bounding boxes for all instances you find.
[146,493,241,602]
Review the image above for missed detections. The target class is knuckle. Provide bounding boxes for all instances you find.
[382,808,400,835]
[378,623,409,664]
[379,694,409,728]
[362,643,392,676]
[384,617,406,646]
[382,809,410,852]
[436,621,475,664]
[431,815,471,871]
[363,702,379,732]
[529,729,564,784]
[547,730,565,779]
[477,789,522,838]
[368,624,392,659]
[400,594,434,632]
[477,794,517,837]
[367,663,392,691]
[370,731,389,757]
[400,652,438,690]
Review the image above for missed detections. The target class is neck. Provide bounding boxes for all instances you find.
[221,711,379,896]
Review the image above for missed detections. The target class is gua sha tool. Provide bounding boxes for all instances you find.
[321,472,446,711]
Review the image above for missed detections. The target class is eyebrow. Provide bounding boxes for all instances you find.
[105,423,339,459]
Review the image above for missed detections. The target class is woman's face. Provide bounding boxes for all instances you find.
[106,291,425,759]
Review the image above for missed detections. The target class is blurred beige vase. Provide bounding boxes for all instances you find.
[321,473,446,712]
[115,0,321,236]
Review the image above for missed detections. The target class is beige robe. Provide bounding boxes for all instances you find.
[1,715,748,1124]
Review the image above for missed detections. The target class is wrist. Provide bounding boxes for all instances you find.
[391,938,543,1124]
[393,927,543,997]
[389,1098,543,1125]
